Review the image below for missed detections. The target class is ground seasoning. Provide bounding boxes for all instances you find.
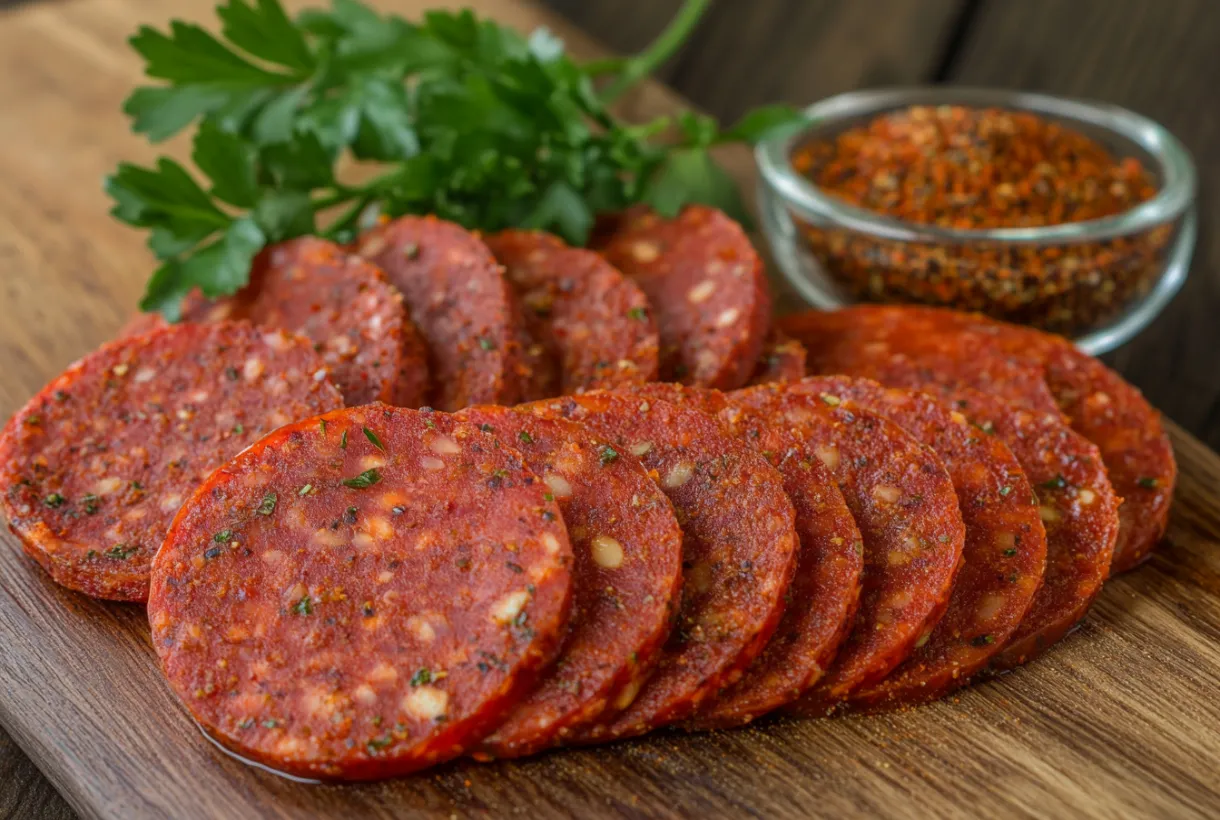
[791,105,1174,334]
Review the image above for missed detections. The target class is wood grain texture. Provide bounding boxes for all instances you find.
[0,727,74,820]
[942,0,1220,452]
[1,0,1219,818]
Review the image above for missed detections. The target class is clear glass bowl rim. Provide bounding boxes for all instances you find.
[755,86,1198,246]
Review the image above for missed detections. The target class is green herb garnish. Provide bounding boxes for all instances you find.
[362,426,386,452]
[256,491,277,515]
[343,468,382,489]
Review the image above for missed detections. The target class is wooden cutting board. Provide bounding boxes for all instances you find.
[1,1,1218,818]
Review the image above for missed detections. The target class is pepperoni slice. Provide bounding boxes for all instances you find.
[944,388,1119,668]
[597,206,771,389]
[797,377,1047,708]
[448,406,682,758]
[732,382,965,713]
[351,216,524,410]
[0,322,343,601]
[747,330,808,386]
[148,405,573,780]
[116,238,429,408]
[485,230,659,394]
[785,304,1172,574]
[527,393,798,739]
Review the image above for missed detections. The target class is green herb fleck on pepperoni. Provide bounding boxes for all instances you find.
[480,423,494,433]
[25,415,41,426]
[543,492,554,502]
[298,484,313,496]
[410,668,432,687]
[53,390,68,402]
[363,426,386,452]
[1003,547,1018,557]
[225,367,239,381]
[477,337,495,351]
[628,306,647,321]
[106,544,137,560]
[237,718,255,730]
[256,492,278,516]
[999,486,1012,497]
[518,430,534,444]
[262,719,280,729]
[343,469,382,489]
[819,393,841,407]
[232,423,244,435]
[213,529,233,543]
[43,493,66,508]
[971,634,995,647]
[1137,476,1160,488]
[402,242,421,260]
[340,429,348,449]
[319,418,328,436]
[293,596,312,616]
[1040,474,1068,490]
[81,493,100,514]
[366,734,394,753]
[599,445,619,465]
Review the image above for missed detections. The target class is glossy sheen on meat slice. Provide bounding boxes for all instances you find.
[148,405,573,780]
[351,216,524,410]
[527,393,798,740]
[449,406,682,758]
[618,383,864,728]
[596,206,771,389]
[747,330,808,386]
[0,322,343,601]
[485,230,659,394]
[116,237,429,408]
[732,382,965,714]
[797,377,1047,709]
[945,388,1119,668]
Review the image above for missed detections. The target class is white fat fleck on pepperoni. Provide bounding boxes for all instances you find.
[663,461,695,488]
[420,456,445,471]
[872,485,901,504]
[176,409,194,421]
[188,389,209,403]
[312,528,346,547]
[687,280,715,304]
[243,358,265,382]
[544,473,573,498]
[715,308,741,328]
[491,590,530,624]
[313,369,328,383]
[402,686,448,721]
[406,615,436,643]
[369,662,398,684]
[112,363,129,377]
[262,331,291,352]
[1039,505,1061,523]
[159,493,183,513]
[353,684,378,707]
[377,570,394,584]
[1077,488,1096,505]
[262,550,284,565]
[365,516,394,541]
[93,476,124,496]
[226,624,249,643]
[695,349,717,374]
[631,241,660,263]
[590,535,624,569]
[133,367,156,384]
[814,445,840,471]
[974,593,1007,624]
[950,411,968,425]
[353,532,375,549]
[613,677,642,710]
[275,736,309,757]
[629,442,652,457]
[541,532,561,555]
[429,435,461,455]
[361,454,387,471]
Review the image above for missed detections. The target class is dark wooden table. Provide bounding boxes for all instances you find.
[3,0,1219,816]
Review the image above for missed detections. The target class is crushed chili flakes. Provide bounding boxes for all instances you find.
[791,105,1174,334]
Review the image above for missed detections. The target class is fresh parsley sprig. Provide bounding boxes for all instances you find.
[106,0,802,319]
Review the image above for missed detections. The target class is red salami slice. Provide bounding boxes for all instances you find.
[619,383,865,727]
[732,382,965,713]
[527,393,798,740]
[148,405,573,780]
[149,238,429,407]
[597,206,771,389]
[779,307,1062,416]
[446,406,682,758]
[485,230,659,394]
[944,388,1119,668]
[351,216,524,410]
[785,305,1172,574]
[0,323,343,601]
[747,330,808,386]
[797,377,1047,708]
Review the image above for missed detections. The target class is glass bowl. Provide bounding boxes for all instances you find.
[755,87,1198,354]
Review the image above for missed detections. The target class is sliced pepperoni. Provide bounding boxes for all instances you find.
[485,230,659,394]
[779,307,1062,416]
[0,322,343,601]
[447,406,682,758]
[351,216,524,410]
[597,206,771,389]
[148,405,573,780]
[785,304,1172,574]
[622,384,865,728]
[527,393,798,739]
[797,377,1047,708]
[944,388,1119,668]
[747,330,808,386]
[732,382,965,714]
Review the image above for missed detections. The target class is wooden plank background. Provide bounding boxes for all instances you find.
[1,0,1219,816]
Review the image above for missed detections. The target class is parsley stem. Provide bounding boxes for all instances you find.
[583,57,627,76]
[600,0,713,104]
